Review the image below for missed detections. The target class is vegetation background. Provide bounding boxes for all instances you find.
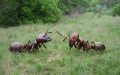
[0,0,120,75]
[0,0,120,26]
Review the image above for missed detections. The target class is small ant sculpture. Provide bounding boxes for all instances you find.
[9,42,27,53]
[36,24,56,48]
[90,41,105,51]
[56,31,79,49]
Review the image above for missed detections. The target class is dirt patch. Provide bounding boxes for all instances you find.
[47,53,62,62]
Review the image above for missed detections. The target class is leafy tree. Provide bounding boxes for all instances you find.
[58,0,90,14]
[0,0,62,26]
[16,0,62,23]
[0,0,19,26]
[40,0,62,22]
[112,3,120,16]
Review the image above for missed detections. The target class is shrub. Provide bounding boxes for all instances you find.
[0,0,62,26]
[17,0,62,23]
[40,0,62,22]
[58,0,89,14]
[0,0,20,26]
[112,3,120,16]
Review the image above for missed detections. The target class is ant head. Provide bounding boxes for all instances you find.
[36,33,52,44]
[69,35,74,42]
[44,34,52,41]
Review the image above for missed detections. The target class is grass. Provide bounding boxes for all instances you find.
[0,13,120,75]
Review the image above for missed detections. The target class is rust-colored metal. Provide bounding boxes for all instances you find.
[9,42,27,53]
[56,31,79,49]
[90,41,105,51]
[36,24,56,49]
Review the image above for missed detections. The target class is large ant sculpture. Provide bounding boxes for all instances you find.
[56,31,79,49]
[9,42,27,53]
[24,24,56,53]
[9,24,56,53]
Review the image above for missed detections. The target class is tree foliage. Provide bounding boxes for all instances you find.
[0,0,62,26]
[112,3,120,16]
[87,0,120,15]
[0,0,119,26]
[58,0,90,14]
[0,0,19,26]
[40,0,62,22]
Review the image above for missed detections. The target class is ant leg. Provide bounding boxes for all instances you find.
[74,43,79,52]
[95,49,97,52]
[28,50,31,53]
[19,45,25,53]
[31,44,35,51]
[13,49,15,53]
[19,49,22,53]
[38,44,41,51]
[39,43,42,48]
[69,42,73,50]
[42,44,47,49]
[26,47,30,53]
[69,46,72,50]
[37,45,40,51]
[73,43,77,49]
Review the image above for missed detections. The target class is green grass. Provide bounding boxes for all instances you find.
[0,13,120,75]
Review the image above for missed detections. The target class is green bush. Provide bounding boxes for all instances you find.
[112,3,120,16]
[58,0,89,14]
[0,0,20,26]
[17,0,62,23]
[40,0,62,22]
[0,0,62,26]
[16,0,43,24]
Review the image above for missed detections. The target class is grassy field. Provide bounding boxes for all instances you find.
[0,13,120,75]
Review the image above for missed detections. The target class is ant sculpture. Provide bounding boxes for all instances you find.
[25,24,56,53]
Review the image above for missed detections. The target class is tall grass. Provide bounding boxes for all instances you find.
[0,13,120,75]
